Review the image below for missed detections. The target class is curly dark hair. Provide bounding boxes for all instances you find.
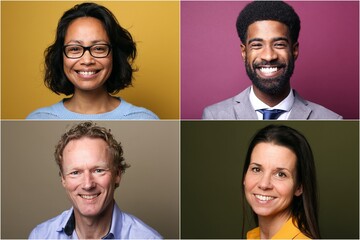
[55,121,130,188]
[45,2,137,95]
[241,125,320,239]
[236,1,301,44]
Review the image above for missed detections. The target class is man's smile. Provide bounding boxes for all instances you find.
[259,67,279,74]
[79,193,100,200]
[255,66,285,78]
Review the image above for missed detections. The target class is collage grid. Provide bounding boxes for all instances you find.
[1,1,359,239]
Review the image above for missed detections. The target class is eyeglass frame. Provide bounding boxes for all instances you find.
[63,44,112,59]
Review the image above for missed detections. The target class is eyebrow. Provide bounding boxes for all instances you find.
[249,162,291,172]
[250,162,261,167]
[247,37,289,45]
[92,164,110,169]
[275,167,291,172]
[247,38,263,44]
[65,39,109,45]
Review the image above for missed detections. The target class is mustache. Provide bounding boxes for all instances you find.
[253,60,286,68]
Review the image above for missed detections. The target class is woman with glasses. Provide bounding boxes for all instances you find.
[242,125,320,239]
[26,3,158,119]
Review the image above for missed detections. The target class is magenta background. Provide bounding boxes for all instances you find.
[181,1,359,119]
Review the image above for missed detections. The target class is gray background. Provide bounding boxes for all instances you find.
[2,121,179,239]
[181,121,359,239]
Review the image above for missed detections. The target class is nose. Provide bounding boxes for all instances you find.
[260,45,278,62]
[82,172,96,190]
[257,173,273,190]
[80,49,95,65]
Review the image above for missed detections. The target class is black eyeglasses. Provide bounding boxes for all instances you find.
[63,44,112,59]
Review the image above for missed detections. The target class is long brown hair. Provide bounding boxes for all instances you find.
[241,125,320,239]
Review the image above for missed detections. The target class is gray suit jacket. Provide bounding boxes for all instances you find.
[202,87,342,120]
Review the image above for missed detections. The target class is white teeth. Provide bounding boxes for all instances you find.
[80,194,98,200]
[255,194,275,201]
[78,71,96,75]
[260,67,278,73]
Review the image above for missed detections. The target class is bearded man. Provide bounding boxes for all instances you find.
[202,1,342,120]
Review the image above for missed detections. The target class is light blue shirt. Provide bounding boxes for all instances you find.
[26,98,159,120]
[29,202,162,239]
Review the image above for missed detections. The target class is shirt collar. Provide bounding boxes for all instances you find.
[272,217,303,239]
[249,85,295,111]
[56,207,74,234]
[247,217,302,239]
[58,202,121,239]
[105,202,123,239]
[65,211,75,236]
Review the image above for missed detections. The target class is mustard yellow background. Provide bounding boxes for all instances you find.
[1,1,179,119]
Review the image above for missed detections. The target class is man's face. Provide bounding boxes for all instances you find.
[61,137,120,219]
[241,20,299,96]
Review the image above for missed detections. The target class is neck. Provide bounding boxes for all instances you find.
[258,212,291,239]
[64,88,120,114]
[74,200,114,239]
[253,85,291,107]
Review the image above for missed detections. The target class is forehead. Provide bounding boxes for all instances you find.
[62,137,111,164]
[246,20,290,43]
[250,142,297,171]
[65,16,109,42]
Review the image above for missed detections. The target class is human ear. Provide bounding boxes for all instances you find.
[240,44,247,62]
[114,167,122,187]
[294,184,303,197]
[292,42,299,60]
[60,172,66,187]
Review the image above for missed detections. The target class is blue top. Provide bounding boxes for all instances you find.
[26,98,159,120]
[29,202,163,239]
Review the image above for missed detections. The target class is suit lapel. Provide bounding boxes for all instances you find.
[230,88,312,120]
[288,90,312,119]
[233,87,258,119]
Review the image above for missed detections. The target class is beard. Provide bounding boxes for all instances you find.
[245,57,295,96]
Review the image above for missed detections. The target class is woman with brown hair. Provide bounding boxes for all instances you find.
[242,125,320,239]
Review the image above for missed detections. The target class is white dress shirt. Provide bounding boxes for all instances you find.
[249,86,295,120]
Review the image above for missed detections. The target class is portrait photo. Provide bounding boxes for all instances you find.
[2,1,179,119]
[2,121,179,238]
[181,1,359,119]
[181,121,359,238]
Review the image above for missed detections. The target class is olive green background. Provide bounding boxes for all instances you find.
[2,121,179,239]
[181,121,359,239]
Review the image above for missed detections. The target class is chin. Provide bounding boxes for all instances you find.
[78,207,102,217]
[252,208,278,218]
[75,84,106,92]
[253,78,289,95]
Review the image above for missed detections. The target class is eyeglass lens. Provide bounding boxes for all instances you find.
[64,44,110,58]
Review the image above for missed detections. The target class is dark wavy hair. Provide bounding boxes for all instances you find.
[236,1,301,44]
[241,125,320,239]
[55,121,130,188]
[45,2,137,95]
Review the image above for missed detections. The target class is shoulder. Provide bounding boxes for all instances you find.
[304,101,342,119]
[26,101,64,120]
[29,209,71,239]
[118,211,163,239]
[293,92,343,119]
[202,88,250,119]
[246,226,260,239]
[118,99,159,120]
[294,232,311,239]
[274,217,311,239]
[204,96,236,111]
